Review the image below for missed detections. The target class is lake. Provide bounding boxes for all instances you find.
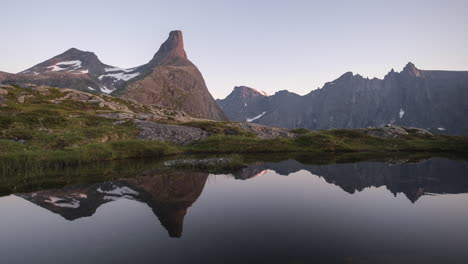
[1,157,468,263]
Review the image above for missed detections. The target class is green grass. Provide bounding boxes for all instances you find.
[179,121,255,136]
[1,85,468,175]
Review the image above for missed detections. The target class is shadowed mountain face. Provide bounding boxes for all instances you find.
[218,63,468,135]
[18,171,209,238]
[1,31,226,121]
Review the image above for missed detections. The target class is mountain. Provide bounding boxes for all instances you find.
[1,31,226,121]
[218,63,468,135]
[0,71,13,81]
[3,48,139,93]
[115,31,227,121]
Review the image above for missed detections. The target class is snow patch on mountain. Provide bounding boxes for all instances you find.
[100,86,114,94]
[399,108,405,119]
[105,67,137,73]
[247,112,266,122]
[99,72,140,82]
[47,60,82,72]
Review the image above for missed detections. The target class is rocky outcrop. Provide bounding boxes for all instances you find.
[232,122,294,139]
[117,31,227,121]
[134,120,212,145]
[218,63,468,136]
[363,124,433,139]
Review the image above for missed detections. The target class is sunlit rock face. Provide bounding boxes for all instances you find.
[218,63,468,136]
[117,31,227,121]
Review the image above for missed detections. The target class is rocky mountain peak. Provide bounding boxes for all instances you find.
[231,86,268,98]
[402,62,422,77]
[149,30,188,67]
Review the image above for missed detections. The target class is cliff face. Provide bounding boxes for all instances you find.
[117,31,227,121]
[218,63,468,135]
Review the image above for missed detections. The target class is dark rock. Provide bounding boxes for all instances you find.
[134,120,212,145]
[232,122,294,139]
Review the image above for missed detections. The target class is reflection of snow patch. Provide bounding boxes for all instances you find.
[247,112,266,122]
[97,185,139,196]
[437,127,446,131]
[399,108,405,119]
[45,196,80,208]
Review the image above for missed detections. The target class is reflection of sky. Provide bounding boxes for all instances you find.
[1,167,468,263]
[1,0,467,98]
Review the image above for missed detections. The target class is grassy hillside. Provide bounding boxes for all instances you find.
[1,84,467,174]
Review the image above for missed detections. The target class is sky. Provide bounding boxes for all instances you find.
[1,0,467,99]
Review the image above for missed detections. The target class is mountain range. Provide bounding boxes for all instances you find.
[0,31,226,121]
[217,63,468,135]
[2,31,467,134]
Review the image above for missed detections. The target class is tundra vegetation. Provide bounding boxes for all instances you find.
[1,85,467,175]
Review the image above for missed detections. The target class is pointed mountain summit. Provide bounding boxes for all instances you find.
[118,30,227,121]
[401,62,422,77]
[149,30,188,67]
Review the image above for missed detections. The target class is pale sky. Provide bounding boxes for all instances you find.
[1,0,467,98]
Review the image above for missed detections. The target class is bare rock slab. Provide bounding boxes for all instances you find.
[134,120,211,145]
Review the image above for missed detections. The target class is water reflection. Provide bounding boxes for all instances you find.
[19,172,209,238]
[14,157,468,241]
[234,158,468,203]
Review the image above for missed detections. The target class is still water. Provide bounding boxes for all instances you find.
[1,158,468,263]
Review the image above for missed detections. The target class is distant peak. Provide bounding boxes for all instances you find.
[233,86,268,96]
[402,62,422,77]
[338,71,354,80]
[62,47,92,55]
[150,30,188,66]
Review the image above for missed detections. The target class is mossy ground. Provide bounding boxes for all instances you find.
[1,85,468,175]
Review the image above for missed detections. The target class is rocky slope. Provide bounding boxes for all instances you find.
[1,31,226,121]
[116,31,227,121]
[218,63,468,136]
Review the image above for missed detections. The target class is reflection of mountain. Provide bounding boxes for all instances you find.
[233,158,468,203]
[16,158,468,239]
[18,171,208,238]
